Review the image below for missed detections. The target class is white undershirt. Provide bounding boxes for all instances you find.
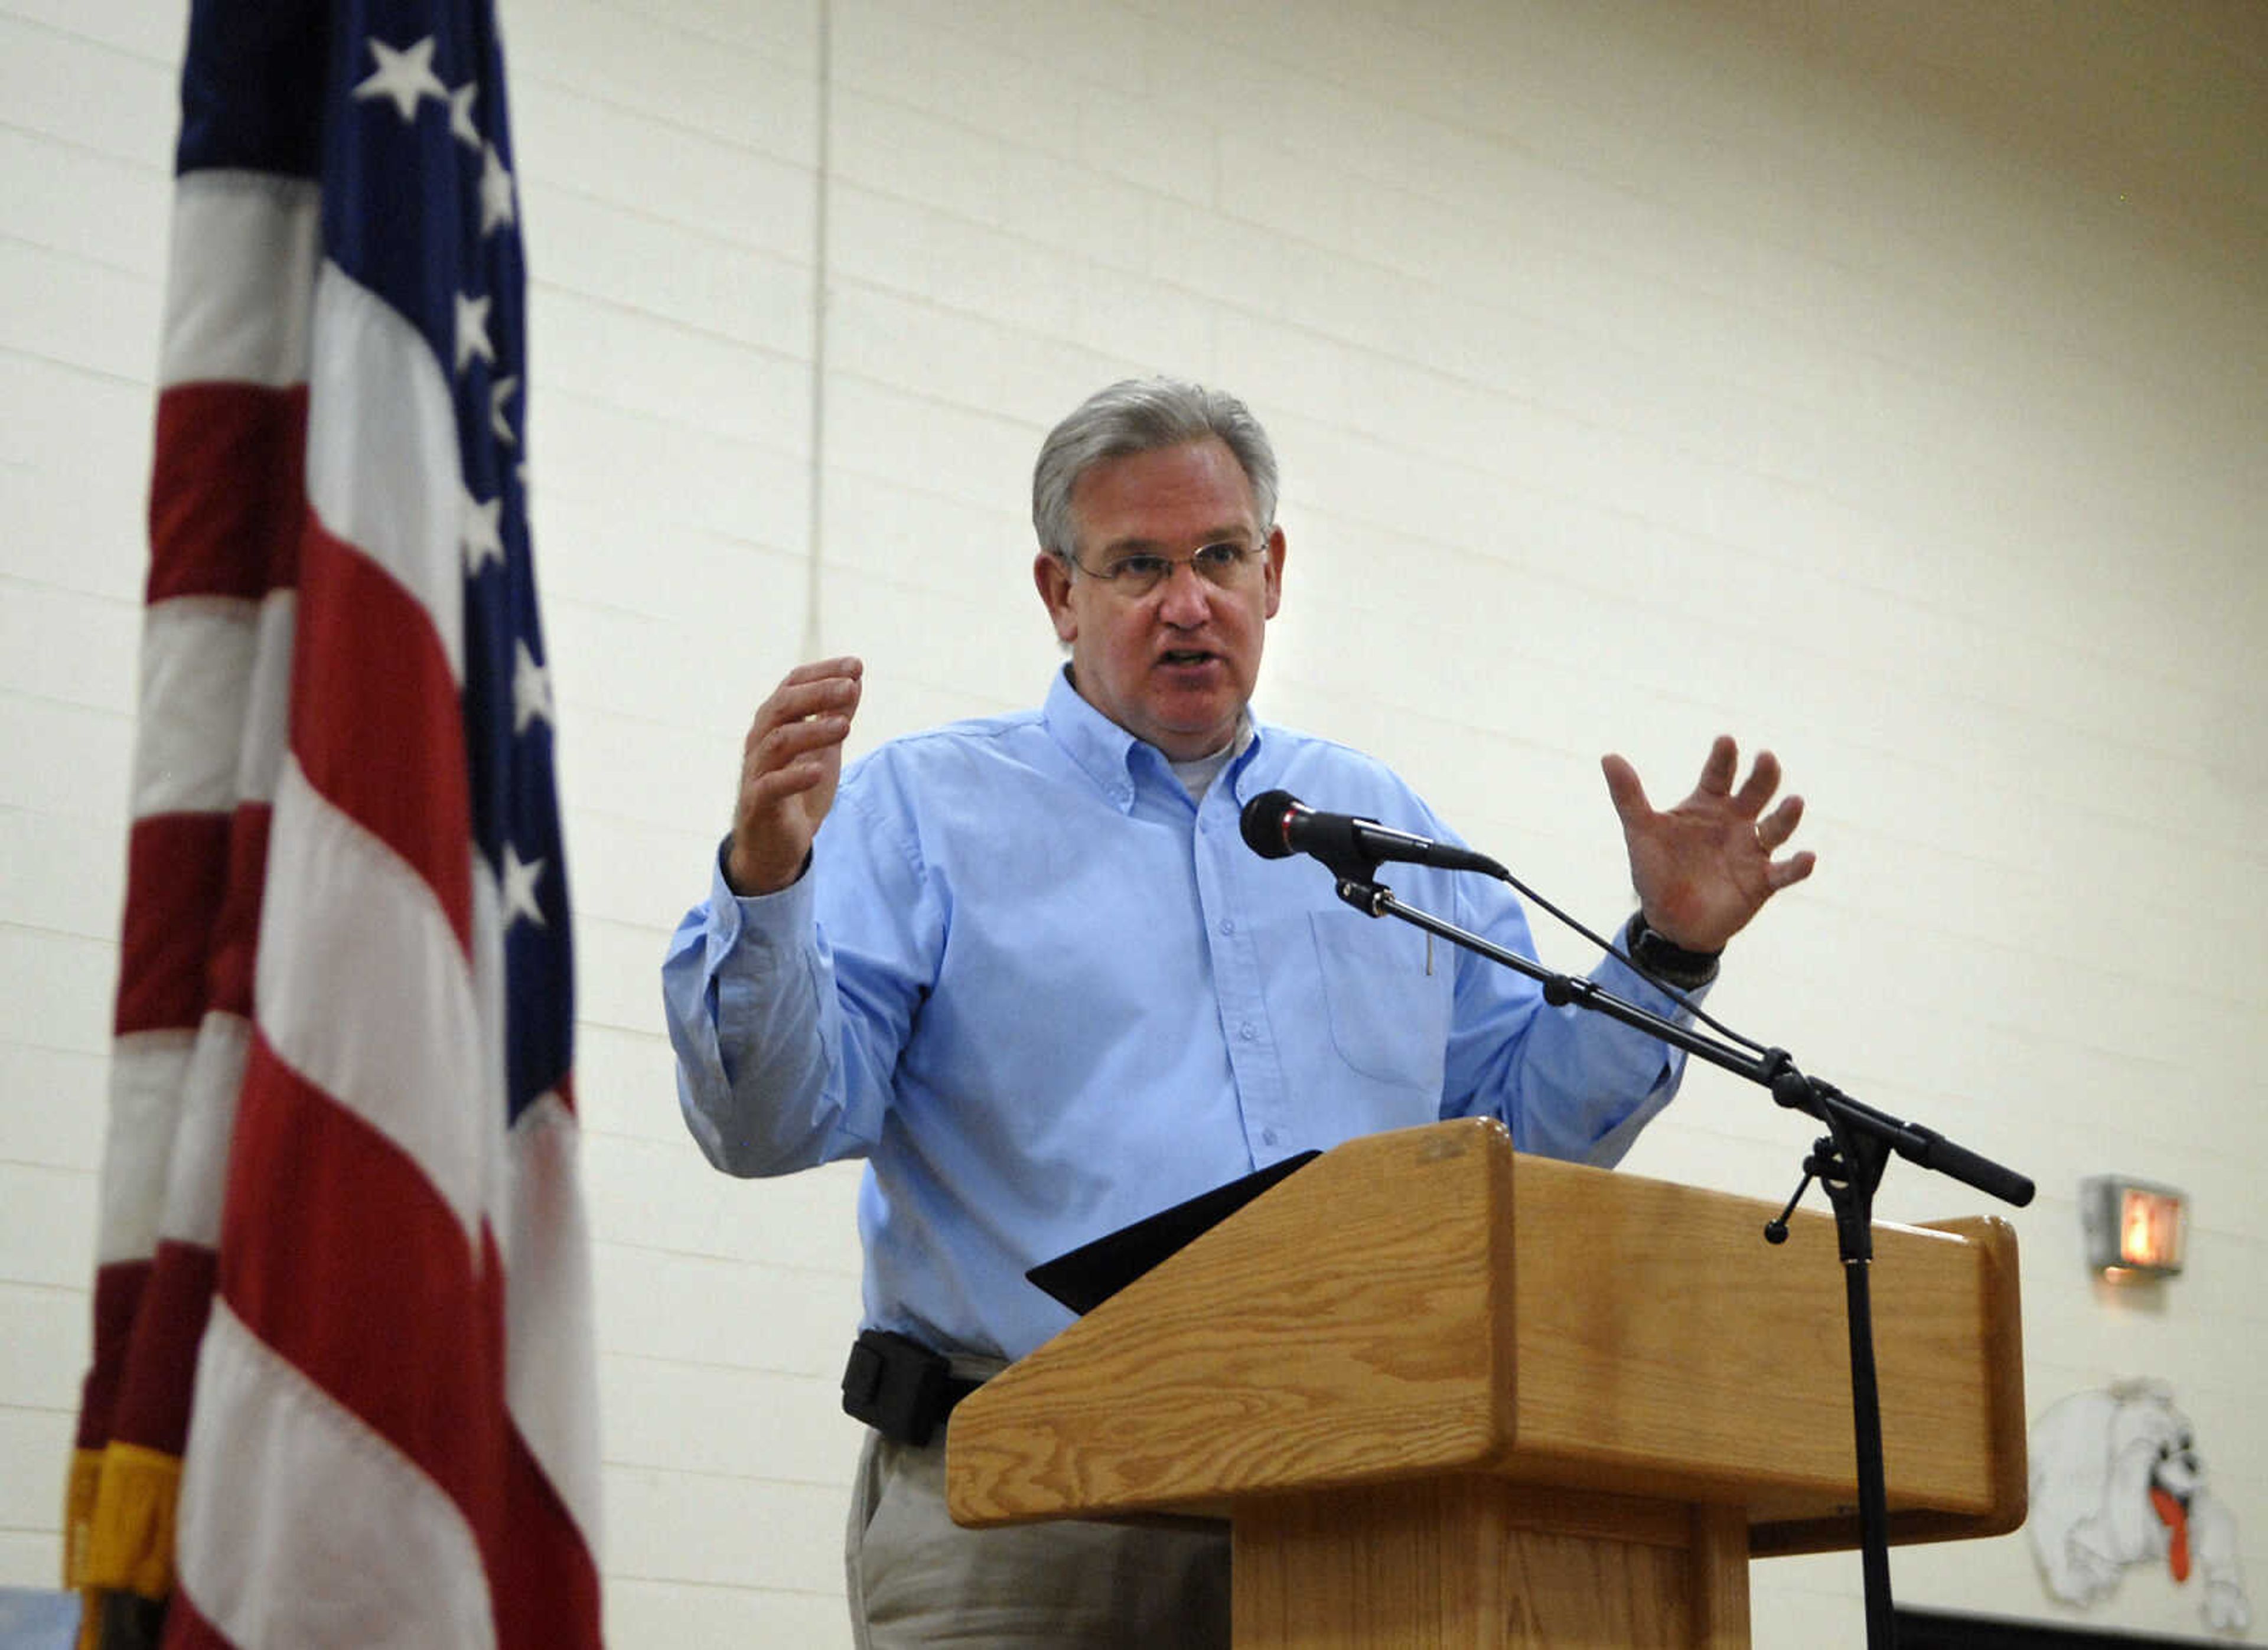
[1166,715,1255,802]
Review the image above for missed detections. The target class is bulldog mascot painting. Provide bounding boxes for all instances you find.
[2029,1380,2251,1635]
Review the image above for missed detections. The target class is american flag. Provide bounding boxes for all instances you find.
[67,2,602,1645]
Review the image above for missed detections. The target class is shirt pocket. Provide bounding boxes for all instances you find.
[1308,908,1452,1093]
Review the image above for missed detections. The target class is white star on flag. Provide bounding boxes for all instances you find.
[511,641,555,734]
[490,376,519,445]
[499,843,548,931]
[478,144,517,235]
[454,291,493,374]
[461,486,505,573]
[447,83,481,148]
[353,36,447,123]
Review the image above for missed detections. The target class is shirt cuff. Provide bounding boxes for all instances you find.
[708,834,816,964]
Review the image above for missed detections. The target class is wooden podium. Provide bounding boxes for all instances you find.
[946,1118,2025,1647]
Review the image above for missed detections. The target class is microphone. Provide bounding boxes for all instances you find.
[1239,789,1500,876]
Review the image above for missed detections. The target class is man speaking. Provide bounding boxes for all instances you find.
[662,377,1814,1648]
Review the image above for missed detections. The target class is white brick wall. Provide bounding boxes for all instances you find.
[3,1,2262,1644]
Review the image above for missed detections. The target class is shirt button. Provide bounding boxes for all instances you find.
[1238,1022,1256,1041]
[1218,918,1236,935]
[1262,1129,1280,1147]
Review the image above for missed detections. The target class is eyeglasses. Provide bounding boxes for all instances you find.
[1065,540,1266,599]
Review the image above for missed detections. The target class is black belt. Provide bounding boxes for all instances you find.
[841,1329,985,1447]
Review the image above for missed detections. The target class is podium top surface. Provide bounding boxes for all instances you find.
[946,1118,2025,1555]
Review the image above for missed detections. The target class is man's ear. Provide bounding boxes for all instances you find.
[1034,551,1077,643]
[1262,524,1287,619]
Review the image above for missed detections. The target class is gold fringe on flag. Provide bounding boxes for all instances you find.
[74,1441,183,1629]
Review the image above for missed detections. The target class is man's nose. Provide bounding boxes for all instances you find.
[1156,560,1211,623]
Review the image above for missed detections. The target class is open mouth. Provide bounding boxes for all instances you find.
[1159,649,1216,667]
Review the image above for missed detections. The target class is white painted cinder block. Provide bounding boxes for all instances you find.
[575,1024,685,1146]
[573,914,679,1039]
[0,126,170,279]
[518,86,817,261]
[0,807,126,943]
[591,1240,859,1382]
[0,1045,108,1172]
[0,1165,97,1292]
[0,14,176,169]
[0,1531,71,1592]
[602,1462,846,1592]
[519,183,815,351]
[0,699,135,820]
[0,581,139,716]
[0,1284,86,1413]
[0,241,162,386]
[527,288,810,452]
[0,1407,77,1531]
[604,1577,851,1650]
[0,928,115,1059]
[829,0,1077,157]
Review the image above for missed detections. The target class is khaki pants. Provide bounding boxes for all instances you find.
[845,1427,1230,1648]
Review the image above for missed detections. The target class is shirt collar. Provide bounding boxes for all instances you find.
[1041,665,1273,813]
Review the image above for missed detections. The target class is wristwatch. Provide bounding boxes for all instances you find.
[1624,912,1721,990]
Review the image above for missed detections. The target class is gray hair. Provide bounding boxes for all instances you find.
[1031,377,1279,563]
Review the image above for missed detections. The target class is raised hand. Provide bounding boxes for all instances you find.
[726,657,864,895]
[1600,735,1815,954]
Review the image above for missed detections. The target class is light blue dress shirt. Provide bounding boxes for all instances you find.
[663,669,1700,1363]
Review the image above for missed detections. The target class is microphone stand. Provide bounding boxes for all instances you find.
[1323,863,2033,1650]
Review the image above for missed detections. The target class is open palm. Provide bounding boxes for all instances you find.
[1601,736,1814,954]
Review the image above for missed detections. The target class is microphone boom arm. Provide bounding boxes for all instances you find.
[1328,875,2031,1207]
